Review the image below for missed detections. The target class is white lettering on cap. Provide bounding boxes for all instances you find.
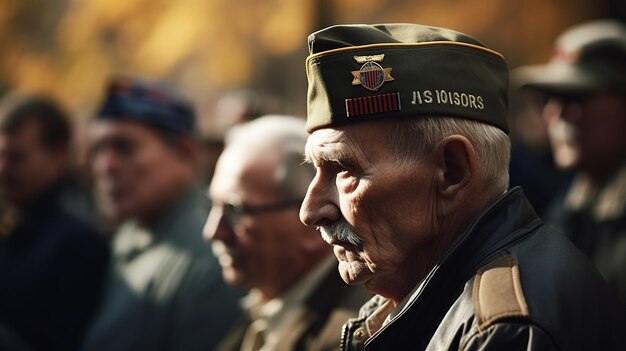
[410,89,484,110]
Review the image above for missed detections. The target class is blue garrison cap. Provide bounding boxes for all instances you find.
[95,76,195,134]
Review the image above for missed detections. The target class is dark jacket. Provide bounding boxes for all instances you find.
[341,187,625,351]
[217,261,371,351]
[0,179,110,351]
[545,164,626,310]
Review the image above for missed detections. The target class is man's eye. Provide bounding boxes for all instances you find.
[335,163,360,192]
[335,162,359,176]
[112,139,136,155]
[334,162,349,173]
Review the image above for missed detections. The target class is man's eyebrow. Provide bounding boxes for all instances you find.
[301,152,313,165]
[303,153,313,164]
[303,130,352,165]
[303,145,351,165]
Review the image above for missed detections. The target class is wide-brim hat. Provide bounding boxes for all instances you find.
[513,19,626,95]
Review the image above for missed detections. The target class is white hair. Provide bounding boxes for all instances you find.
[389,117,511,191]
[225,115,314,199]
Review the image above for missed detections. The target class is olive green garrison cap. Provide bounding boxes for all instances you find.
[305,23,509,133]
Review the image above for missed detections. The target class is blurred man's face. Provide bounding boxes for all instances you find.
[203,148,305,293]
[542,91,626,175]
[0,120,66,206]
[299,120,439,299]
[89,120,184,223]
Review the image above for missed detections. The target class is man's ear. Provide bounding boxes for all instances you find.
[434,135,477,198]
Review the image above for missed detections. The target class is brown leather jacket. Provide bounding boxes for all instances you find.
[341,188,626,351]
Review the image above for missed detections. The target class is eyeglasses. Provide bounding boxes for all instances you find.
[211,199,303,227]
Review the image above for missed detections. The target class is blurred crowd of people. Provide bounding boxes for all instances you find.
[0,17,623,351]
[511,19,626,309]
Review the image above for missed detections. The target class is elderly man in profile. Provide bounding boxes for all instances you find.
[82,76,242,351]
[298,24,625,350]
[204,115,370,351]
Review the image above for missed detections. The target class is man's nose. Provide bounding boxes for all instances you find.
[91,147,119,176]
[203,206,233,243]
[543,97,583,124]
[299,174,341,227]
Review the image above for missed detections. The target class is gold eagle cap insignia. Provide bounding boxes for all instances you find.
[351,54,394,91]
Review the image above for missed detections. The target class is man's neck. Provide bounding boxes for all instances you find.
[135,182,195,227]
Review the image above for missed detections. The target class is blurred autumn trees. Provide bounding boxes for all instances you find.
[0,0,619,130]
[0,0,314,117]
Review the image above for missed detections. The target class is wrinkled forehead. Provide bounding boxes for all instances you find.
[305,127,353,162]
[88,119,152,140]
[305,120,395,162]
[305,127,344,149]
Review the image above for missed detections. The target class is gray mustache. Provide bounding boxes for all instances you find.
[321,220,363,247]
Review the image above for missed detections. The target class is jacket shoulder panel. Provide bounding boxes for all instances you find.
[461,322,559,351]
[472,254,529,331]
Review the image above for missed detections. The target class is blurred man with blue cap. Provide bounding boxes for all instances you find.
[82,76,242,351]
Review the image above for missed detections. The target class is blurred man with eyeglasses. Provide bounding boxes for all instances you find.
[82,76,242,351]
[514,19,626,311]
[204,115,370,351]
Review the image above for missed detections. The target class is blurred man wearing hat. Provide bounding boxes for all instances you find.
[205,115,370,351]
[82,76,242,351]
[299,24,625,350]
[514,20,626,311]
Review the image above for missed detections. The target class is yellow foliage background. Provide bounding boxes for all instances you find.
[0,0,611,134]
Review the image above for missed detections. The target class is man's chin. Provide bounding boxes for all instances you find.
[337,260,372,285]
[222,266,249,287]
